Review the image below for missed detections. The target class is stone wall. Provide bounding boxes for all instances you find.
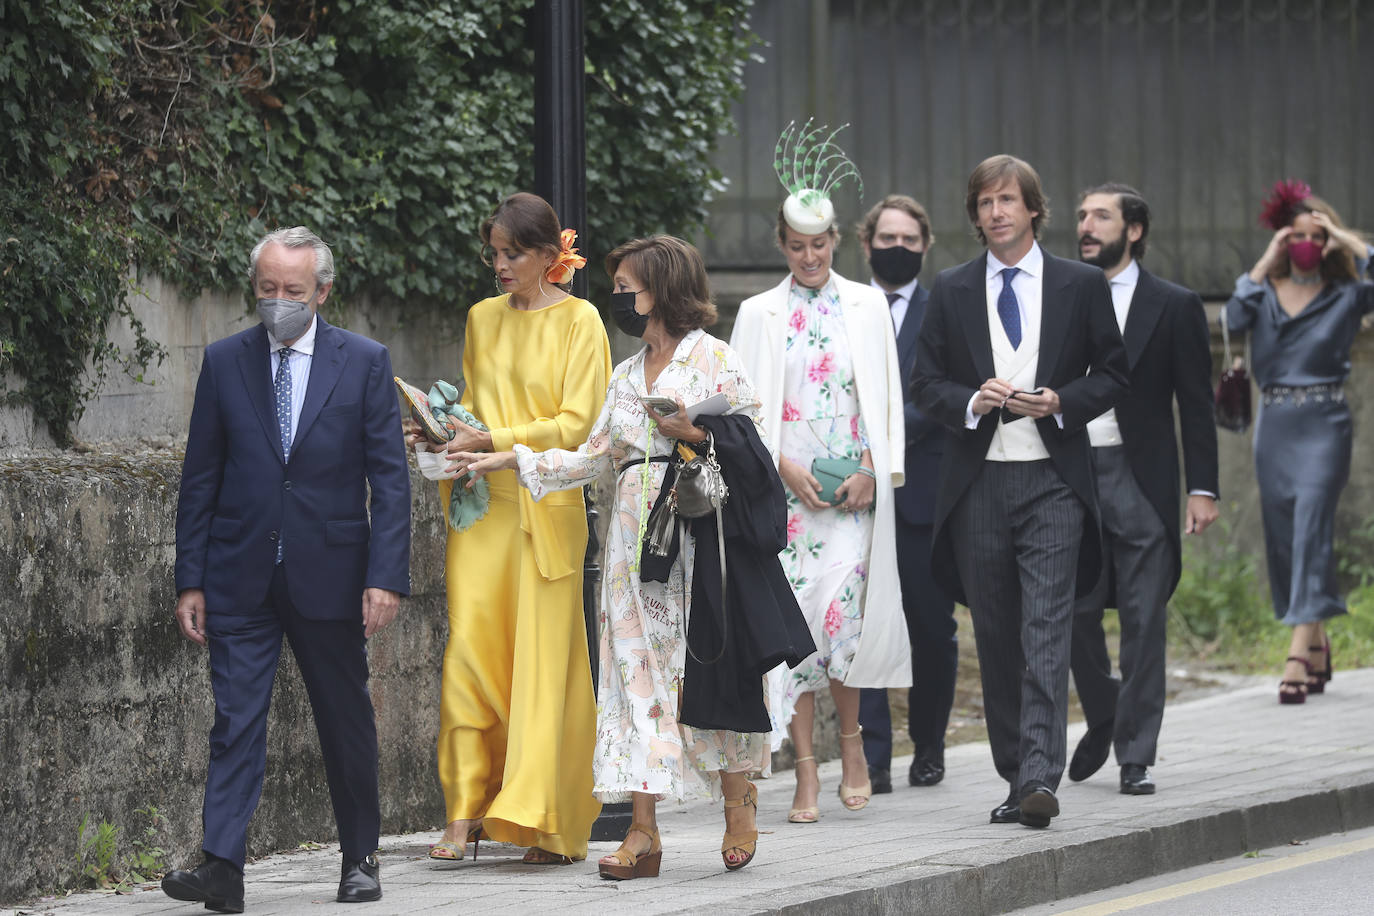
[0,453,451,903]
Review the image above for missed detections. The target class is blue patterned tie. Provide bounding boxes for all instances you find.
[274,347,294,461]
[998,267,1022,349]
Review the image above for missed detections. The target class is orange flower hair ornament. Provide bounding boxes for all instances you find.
[545,228,587,284]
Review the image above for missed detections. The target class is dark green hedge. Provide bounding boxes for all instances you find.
[0,0,756,444]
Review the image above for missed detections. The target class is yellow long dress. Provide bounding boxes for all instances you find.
[437,293,610,859]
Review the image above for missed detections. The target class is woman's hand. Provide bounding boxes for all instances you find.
[1310,210,1367,259]
[1249,226,1293,282]
[779,455,831,510]
[402,418,445,452]
[648,397,708,444]
[444,420,494,456]
[447,450,517,486]
[833,469,876,512]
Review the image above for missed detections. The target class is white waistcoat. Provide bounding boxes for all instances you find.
[985,297,1050,462]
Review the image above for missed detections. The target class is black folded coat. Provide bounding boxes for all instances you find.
[639,414,816,733]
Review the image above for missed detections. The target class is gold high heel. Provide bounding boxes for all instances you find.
[837,728,872,811]
[598,822,662,880]
[428,821,483,861]
[787,755,820,823]
[721,781,759,871]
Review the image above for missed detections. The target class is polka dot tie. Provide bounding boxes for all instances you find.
[998,267,1022,349]
[274,347,294,462]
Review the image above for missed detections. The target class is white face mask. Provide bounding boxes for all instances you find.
[256,290,316,341]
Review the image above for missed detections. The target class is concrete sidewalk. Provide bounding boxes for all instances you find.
[10,670,1374,916]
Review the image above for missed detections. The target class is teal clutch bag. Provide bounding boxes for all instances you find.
[810,457,861,506]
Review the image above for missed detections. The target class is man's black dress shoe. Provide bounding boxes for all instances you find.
[338,855,382,903]
[162,855,244,914]
[1119,763,1156,795]
[869,765,893,795]
[1018,782,1060,828]
[1068,718,1115,782]
[990,790,1020,824]
[909,749,945,787]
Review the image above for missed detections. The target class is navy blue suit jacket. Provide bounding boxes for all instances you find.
[892,282,943,526]
[175,318,411,619]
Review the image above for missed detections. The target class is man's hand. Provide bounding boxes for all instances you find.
[362,587,401,638]
[175,588,208,647]
[778,455,831,510]
[1003,386,1062,419]
[1185,494,1219,535]
[971,377,1016,416]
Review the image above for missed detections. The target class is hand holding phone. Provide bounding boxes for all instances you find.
[640,395,680,417]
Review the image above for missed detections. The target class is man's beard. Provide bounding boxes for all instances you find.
[1080,232,1128,269]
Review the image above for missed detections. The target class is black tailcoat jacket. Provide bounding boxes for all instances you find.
[909,250,1130,606]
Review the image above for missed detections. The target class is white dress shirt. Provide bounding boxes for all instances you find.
[870,276,921,335]
[1085,259,1138,447]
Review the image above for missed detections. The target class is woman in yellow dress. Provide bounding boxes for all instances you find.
[407,192,610,864]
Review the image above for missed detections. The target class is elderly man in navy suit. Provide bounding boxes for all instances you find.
[163,227,411,912]
[911,156,1128,829]
[854,195,958,794]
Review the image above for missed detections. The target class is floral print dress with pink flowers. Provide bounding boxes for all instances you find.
[776,278,874,724]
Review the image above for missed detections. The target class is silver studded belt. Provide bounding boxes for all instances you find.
[1261,383,1345,407]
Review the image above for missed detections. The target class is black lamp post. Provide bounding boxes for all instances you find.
[531,0,631,843]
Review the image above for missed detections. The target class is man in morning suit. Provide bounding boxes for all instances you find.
[910,155,1128,828]
[163,227,411,912]
[1066,184,1219,795]
[854,195,958,794]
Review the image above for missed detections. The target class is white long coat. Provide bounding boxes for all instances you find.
[730,272,912,690]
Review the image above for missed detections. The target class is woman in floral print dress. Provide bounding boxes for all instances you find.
[730,206,908,825]
[452,236,770,878]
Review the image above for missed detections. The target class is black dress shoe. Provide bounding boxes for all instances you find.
[1018,782,1060,828]
[338,855,381,903]
[1068,718,1115,782]
[162,855,244,914]
[990,789,1020,824]
[908,749,946,787]
[1119,763,1156,795]
[869,765,893,794]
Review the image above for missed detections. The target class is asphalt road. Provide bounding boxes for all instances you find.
[1008,824,1374,916]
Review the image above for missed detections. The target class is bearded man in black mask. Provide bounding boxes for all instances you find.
[1066,184,1219,796]
[855,195,958,793]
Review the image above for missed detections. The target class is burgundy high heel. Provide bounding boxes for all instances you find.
[1307,638,1333,694]
[1279,655,1309,705]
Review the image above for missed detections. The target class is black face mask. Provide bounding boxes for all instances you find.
[869,245,923,287]
[610,291,648,337]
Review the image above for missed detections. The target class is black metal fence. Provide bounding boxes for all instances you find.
[700,0,1373,297]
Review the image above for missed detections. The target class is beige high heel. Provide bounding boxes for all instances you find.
[428,820,483,861]
[721,781,759,871]
[837,728,872,811]
[598,822,662,880]
[787,755,820,823]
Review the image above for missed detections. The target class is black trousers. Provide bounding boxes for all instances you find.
[859,519,957,770]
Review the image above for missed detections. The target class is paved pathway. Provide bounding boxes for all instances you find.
[9,670,1373,916]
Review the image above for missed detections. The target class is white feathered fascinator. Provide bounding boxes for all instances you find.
[774,120,863,235]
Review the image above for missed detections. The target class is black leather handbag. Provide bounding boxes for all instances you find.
[1215,314,1252,433]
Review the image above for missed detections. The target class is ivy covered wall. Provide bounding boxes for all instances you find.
[0,0,757,444]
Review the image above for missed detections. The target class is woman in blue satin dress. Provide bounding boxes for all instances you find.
[1223,186,1374,704]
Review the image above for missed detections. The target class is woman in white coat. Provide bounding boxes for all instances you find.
[730,199,909,824]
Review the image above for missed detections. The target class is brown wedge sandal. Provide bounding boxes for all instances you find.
[721,781,759,872]
[597,822,662,880]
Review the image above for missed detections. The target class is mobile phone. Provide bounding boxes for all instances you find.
[1011,388,1045,399]
[640,395,680,417]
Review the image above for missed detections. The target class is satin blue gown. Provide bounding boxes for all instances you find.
[1224,261,1374,624]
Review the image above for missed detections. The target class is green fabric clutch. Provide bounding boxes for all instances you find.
[810,457,861,506]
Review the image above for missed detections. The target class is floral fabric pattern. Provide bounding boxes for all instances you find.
[775,278,874,727]
[514,329,772,803]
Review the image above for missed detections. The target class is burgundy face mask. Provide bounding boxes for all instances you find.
[1288,239,1324,273]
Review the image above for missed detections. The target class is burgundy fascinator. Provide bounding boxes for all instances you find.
[1258,179,1313,230]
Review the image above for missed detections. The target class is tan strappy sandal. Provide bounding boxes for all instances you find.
[787,755,820,823]
[837,728,873,811]
[428,821,482,861]
[721,781,759,871]
[597,822,662,880]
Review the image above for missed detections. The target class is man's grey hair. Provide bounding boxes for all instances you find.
[249,226,336,287]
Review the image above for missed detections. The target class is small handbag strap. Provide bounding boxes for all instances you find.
[1220,305,1234,368]
[682,503,729,666]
